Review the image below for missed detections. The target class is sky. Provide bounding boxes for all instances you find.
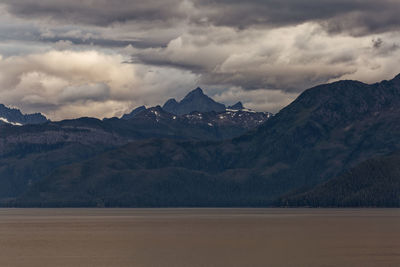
[0,0,400,120]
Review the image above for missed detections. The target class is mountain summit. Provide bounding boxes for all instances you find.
[121,106,146,120]
[162,87,226,115]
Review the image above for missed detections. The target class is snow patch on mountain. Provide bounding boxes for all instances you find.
[0,117,22,126]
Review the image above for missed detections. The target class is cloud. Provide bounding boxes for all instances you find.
[0,50,198,120]
[1,1,400,120]
[135,23,400,92]
[372,38,383,49]
[3,0,400,36]
[212,87,298,113]
[1,0,185,27]
[195,0,400,36]
[59,83,110,103]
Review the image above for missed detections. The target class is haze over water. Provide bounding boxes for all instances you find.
[0,208,399,267]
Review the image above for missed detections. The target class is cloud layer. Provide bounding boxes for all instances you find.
[0,50,199,120]
[5,0,400,35]
[0,1,400,119]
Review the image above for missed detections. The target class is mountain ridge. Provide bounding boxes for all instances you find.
[13,74,400,207]
[0,104,48,125]
[0,90,270,201]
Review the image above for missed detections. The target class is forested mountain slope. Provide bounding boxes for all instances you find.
[16,75,400,207]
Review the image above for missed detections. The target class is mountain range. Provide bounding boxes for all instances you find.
[0,104,48,126]
[0,88,270,203]
[1,76,400,207]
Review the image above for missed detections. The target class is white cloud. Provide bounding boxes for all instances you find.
[0,50,198,120]
[212,87,298,113]
[137,23,400,91]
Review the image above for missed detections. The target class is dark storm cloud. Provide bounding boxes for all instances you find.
[192,0,400,35]
[3,0,400,36]
[2,0,185,26]
[0,26,151,50]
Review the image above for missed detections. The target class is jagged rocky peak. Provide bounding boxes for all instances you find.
[163,87,226,115]
[0,104,48,125]
[149,105,164,112]
[164,98,179,105]
[228,102,244,110]
[138,105,168,116]
[121,105,147,120]
[183,87,205,99]
[136,105,174,121]
[162,98,179,114]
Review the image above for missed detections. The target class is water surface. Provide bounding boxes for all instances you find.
[0,208,399,267]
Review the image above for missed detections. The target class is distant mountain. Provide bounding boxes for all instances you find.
[15,74,400,207]
[141,106,269,132]
[122,105,270,133]
[279,152,400,207]
[0,86,270,203]
[227,102,244,110]
[0,104,48,125]
[162,98,179,113]
[162,87,226,115]
[121,106,146,120]
[122,88,266,120]
[0,103,270,201]
[118,89,271,137]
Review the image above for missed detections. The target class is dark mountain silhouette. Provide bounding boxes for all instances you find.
[279,152,400,207]
[0,92,269,202]
[162,98,179,114]
[162,87,226,115]
[13,74,400,207]
[121,106,146,120]
[0,104,48,125]
[228,102,244,110]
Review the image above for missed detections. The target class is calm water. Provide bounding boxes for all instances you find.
[0,208,399,267]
